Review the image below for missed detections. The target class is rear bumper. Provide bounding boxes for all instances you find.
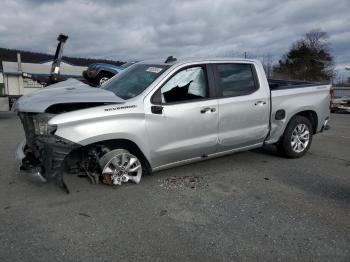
[320,117,330,132]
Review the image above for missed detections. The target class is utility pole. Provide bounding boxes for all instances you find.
[17,52,24,95]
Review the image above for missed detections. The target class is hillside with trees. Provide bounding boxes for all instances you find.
[0,47,124,71]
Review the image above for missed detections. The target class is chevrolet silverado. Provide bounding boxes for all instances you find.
[14,58,332,192]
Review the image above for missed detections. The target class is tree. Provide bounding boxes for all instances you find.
[273,29,334,82]
[235,52,276,78]
[305,29,329,50]
[261,54,275,78]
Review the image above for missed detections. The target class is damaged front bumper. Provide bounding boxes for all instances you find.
[16,136,81,193]
[15,138,47,183]
[15,139,27,164]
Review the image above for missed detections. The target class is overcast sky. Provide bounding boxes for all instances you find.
[0,0,349,73]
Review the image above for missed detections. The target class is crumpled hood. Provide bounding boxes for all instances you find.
[14,78,124,113]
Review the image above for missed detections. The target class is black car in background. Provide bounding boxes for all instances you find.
[83,61,136,86]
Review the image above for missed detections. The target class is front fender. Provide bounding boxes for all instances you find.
[50,104,151,164]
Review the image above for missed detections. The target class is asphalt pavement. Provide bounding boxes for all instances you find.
[0,112,349,262]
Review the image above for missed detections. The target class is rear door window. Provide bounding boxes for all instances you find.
[213,63,259,97]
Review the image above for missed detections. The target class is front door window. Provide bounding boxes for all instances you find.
[160,66,208,103]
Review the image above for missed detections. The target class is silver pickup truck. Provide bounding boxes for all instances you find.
[14,58,331,192]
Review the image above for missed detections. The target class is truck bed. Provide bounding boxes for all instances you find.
[268,79,327,90]
[266,81,331,144]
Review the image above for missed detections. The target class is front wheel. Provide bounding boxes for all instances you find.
[277,115,313,158]
[99,149,144,186]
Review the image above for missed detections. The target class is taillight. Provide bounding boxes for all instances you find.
[329,86,334,110]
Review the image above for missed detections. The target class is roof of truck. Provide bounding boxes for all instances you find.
[140,57,260,66]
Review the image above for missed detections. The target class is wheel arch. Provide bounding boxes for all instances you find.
[274,109,318,144]
[291,110,318,134]
[276,110,316,158]
[86,138,151,172]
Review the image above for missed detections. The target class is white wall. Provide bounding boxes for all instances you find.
[3,75,21,96]
[22,87,41,95]
[40,61,72,66]
[2,74,45,97]
[0,97,9,111]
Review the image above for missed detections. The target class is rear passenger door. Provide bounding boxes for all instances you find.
[212,62,270,151]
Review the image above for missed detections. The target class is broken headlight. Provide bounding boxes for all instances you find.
[33,114,57,135]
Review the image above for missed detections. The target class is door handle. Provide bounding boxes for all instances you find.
[254,101,267,106]
[200,107,216,114]
[151,105,163,114]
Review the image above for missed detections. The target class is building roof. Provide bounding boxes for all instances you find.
[2,61,87,77]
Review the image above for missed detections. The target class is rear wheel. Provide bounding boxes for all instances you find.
[277,115,313,158]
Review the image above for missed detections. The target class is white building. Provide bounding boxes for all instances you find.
[1,60,87,97]
[0,72,4,97]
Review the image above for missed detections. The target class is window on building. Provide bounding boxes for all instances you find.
[23,79,44,88]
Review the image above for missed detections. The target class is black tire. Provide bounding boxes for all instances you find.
[95,72,114,86]
[277,115,313,158]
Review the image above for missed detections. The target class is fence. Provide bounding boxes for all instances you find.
[334,87,350,98]
[0,83,4,96]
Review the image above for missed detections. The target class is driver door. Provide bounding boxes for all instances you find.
[145,64,218,168]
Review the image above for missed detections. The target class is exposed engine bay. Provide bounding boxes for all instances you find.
[17,111,143,193]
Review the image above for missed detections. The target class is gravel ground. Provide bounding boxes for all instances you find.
[0,112,349,262]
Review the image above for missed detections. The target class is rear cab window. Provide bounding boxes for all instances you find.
[213,63,259,97]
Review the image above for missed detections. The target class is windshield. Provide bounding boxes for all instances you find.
[102,64,170,99]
